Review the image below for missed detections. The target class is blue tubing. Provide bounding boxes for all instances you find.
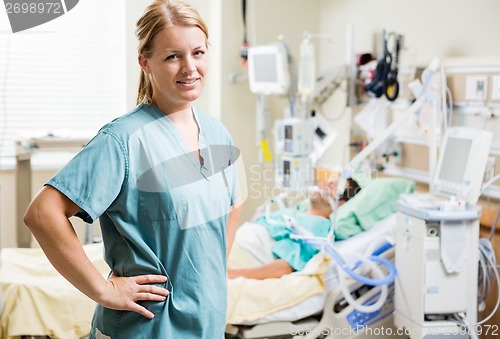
[304,239,397,287]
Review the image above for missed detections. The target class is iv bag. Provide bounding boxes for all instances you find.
[298,38,316,101]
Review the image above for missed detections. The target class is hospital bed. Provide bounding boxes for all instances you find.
[225,177,415,339]
[225,213,408,339]
[0,243,107,339]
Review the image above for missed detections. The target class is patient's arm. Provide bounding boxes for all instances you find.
[24,185,169,319]
[227,259,294,280]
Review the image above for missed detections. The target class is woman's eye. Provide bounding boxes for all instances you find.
[165,54,179,60]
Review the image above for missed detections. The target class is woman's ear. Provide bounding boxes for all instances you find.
[138,54,151,74]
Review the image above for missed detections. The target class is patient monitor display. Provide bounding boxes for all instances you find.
[247,44,291,95]
[432,127,492,204]
[437,137,471,184]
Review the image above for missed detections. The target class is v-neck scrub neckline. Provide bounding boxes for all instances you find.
[146,104,209,177]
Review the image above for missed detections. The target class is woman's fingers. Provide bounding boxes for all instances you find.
[136,292,168,302]
[133,275,170,297]
[137,284,170,297]
[129,303,155,319]
[134,274,168,285]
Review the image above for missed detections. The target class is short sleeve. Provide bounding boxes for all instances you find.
[46,131,127,223]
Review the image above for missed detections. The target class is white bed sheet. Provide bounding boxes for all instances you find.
[240,213,397,325]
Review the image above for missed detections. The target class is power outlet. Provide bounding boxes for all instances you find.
[465,75,488,101]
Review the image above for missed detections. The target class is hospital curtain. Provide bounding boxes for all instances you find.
[0,0,126,161]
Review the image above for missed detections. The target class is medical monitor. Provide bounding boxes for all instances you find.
[432,127,492,204]
[247,44,291,95]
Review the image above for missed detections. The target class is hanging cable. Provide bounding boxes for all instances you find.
[240,0,249,67]
[475,238,500,326]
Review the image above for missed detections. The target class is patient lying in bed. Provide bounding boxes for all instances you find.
[226,177,415,325]
[228,178,361,280]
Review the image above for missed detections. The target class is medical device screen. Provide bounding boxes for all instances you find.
[437,137,472,184]
[284,125,293,152]
[253,54,278,83]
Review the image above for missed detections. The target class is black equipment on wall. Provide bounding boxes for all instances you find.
[365,32,402,102]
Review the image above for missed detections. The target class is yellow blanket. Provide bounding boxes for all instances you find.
[0,241,327,334]
[226,243,328,324]
[0,243,109,339]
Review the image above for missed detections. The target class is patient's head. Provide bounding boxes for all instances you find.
[308,176,361,217]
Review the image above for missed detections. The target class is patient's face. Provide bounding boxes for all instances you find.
[309,177,339,207]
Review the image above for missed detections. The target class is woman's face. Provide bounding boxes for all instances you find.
[139,25,208,112]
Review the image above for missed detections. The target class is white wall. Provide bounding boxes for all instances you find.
[318,0,500,65]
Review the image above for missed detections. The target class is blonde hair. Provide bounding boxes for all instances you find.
[135,0,209,105]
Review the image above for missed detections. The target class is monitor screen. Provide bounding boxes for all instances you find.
[247,44,290,95]
[432,127,492,203]
[252,54,278,83]
[285,125,293,140]
[438,137,472,184]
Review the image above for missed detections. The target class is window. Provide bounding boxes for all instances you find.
[0,0,126,162]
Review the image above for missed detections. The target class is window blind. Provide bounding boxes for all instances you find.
[0,0,126,159]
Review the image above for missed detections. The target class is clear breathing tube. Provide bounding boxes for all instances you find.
[294,233,397,313]
[301,237,397,287]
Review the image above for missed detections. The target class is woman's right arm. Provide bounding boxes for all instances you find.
[24,185,169,319]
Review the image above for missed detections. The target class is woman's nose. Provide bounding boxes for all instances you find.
[182,57,196,74]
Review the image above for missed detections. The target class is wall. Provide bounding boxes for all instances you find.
[318,0,500,186]
[319,0,500,64]
[0,166,94,248]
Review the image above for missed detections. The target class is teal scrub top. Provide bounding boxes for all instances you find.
[46,103,238,339]
[255,210,331,271]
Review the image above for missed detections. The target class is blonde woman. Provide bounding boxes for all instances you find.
[24,0,240,337]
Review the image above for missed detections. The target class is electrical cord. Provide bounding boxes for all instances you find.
[479,174,500,240]
[481,174,500,196]
[446,86,454,127]
[476,237,500,326]
[489,202,500,241]
[239,0,249,66]
[454,312,479,339]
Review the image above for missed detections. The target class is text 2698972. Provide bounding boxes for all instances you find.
[5,2,62,14]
